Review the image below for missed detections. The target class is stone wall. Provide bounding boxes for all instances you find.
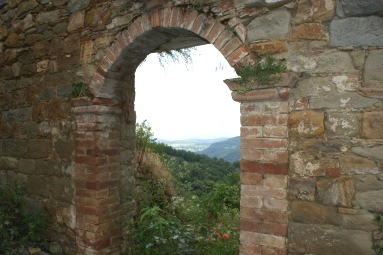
[0,0,382,254]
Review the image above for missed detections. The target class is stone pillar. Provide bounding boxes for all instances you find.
[228,81,290,255]
[72,99,122,255]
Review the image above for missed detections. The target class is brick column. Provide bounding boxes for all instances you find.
[228,83,290,255]
[72,98,122,255]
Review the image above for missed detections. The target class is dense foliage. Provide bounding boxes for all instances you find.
[126,121,240,254]
[0,183,48,254]
[376,214,383,255]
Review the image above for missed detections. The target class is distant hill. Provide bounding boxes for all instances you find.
[158,138,228,152]
[198,136,240,162]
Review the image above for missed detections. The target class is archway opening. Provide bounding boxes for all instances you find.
[127,43,241,253]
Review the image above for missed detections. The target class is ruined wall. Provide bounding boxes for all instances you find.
[0,0,382,254]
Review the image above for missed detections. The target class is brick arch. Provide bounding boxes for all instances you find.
[88,7,254,98]
[72,7,255,255]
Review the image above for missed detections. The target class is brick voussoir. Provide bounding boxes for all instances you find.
[221,37,242,58]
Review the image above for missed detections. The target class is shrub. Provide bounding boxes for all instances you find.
[0,183,48,254]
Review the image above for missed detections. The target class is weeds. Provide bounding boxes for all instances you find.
[375,214,383,255]
[69,82,93,98]
[0,183,48,254]
[235,56,286,94]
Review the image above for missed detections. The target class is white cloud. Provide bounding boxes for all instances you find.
[135,44,240,140]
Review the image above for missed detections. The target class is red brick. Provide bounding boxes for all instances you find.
[241,148,263,161]
[293,98,309,110]
[221,37,241,58]
[199,18,216,39]
[262,246,287,255]
[91,238,111,250]
[99,56,112,72]
[240,242,262,254]
[227,45,249,67]
[241,114,275,126]
[241,160,288,175]
[191,13,206,34]
[241,219,287,236]
[241,126,262,137]
[293,23,325,40]
[133,17,144,36]
[162,7,172,27]
[182,9,198,30]
[214,29,233,50]
[140,13,151,31]
[327,167,340,178]
[169,7,181,27]
[241,172,263,185]
[85,180,118,190]
[362,81,383,88]
[232,88,279,102]
[76,188,109,199]
[206,22,225,43]
[115,33,128,52]
[241,137,287,149]
[75,156,108,166]
[150,9,162,28]
[177,8,189,27]
[278,88,290,100]
[241,207,288,224]
[262,126,287,137]
[262,150,288,163]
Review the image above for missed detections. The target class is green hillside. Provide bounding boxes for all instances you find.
[199,136,240,162]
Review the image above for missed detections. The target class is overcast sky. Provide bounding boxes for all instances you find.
[135,44,240,141]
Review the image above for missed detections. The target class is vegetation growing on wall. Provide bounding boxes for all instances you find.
[375,214,383,255]
[235,56,286,94]
[124,121,240,255]
[0,183,49,254]
[69,82,93,98]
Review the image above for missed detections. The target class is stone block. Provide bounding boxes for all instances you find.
[330,16,383,47]
[35,10,61,26]
[289,110,324,137]
[2,139,27,157]
[250,40,287,55]
[354,174,383,192]
[325,112,359,137]
[54,140,74,161]
[16,0,39,17]
[247,9,291,41]
[316,177,354,207]
[288,222,374,255]
[18,159,35,174]
[67,0,90,13]
[289,177,316,201]
[35,159,60,176]
[67,11,84,32]
[339,154,379,175]
[361,112,383,139]
[2,107,32,122]
[291,200,340,225]
[355,190,383,212]
[290,152,336,177]
[338,0,383,16]
[26,139,52,159]
[293,76,336,101]
[293,23,325,39]
[0,156,18,170]
[352,146,383,161]
[364,50,383,82]
[341,210,377,231]
[310,91,379,110]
